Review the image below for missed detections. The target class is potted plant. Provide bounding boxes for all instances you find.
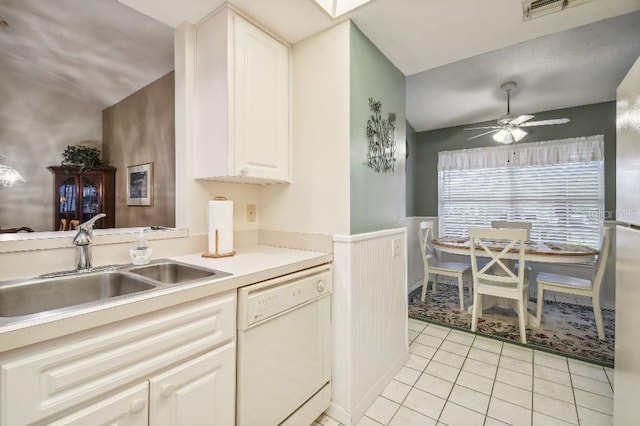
[61,145,105,171]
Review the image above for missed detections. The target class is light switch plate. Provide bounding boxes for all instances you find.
[247,204,256,222]
[392,238,400,257]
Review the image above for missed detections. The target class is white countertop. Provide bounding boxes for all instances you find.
[0,245,332,352]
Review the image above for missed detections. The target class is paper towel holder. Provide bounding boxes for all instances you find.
[203,195,235,258]
[202,229,236,258]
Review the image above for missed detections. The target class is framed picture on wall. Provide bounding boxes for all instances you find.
[127,162,153,206]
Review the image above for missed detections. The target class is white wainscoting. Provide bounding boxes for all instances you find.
[328,228,409,426]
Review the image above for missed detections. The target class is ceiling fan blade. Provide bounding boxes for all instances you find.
[463,126,500,130]
[520,118,570,127]
[467,129,499,140]
[509,114,534,125]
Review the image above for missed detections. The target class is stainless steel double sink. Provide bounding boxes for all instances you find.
[0,260,231,323]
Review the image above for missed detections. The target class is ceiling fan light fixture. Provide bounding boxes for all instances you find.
[465,81,569,141]
[492,127,527,144]
[493,129,510,143]
[512,127,527,141]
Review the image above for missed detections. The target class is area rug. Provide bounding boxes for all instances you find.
[408,282,615,367]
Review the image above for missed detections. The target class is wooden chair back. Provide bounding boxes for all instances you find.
[469,227,528,292]
[592,228,611,295]
[419,221,438,267]
[490,221,532,240]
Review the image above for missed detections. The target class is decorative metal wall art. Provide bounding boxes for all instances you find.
[366,97,397,173]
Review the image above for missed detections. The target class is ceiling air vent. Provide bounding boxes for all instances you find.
[523,0,595,21]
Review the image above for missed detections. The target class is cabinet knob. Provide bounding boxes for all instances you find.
[240,167,249,175]
[160,384,177,398]
[317,280,325,293]
[129,398,146,414]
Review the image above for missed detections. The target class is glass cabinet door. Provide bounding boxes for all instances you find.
[81,176,100,223]
[58,177,77,216]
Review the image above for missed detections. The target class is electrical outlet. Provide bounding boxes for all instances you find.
[392,238,401,257]
[247,204,256,222]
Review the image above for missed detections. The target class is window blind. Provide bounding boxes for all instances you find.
[438,161,604,248]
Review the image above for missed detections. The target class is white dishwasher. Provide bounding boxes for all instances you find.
[237,264,332,426]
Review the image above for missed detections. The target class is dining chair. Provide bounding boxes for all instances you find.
[491,221,532,274]
[535,228,610,340]
[490,221,532,239]
[469,227,529,343]
[418,221,471,311]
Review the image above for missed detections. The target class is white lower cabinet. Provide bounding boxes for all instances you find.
[52,345,236,426]
[0,291,237,426]
[150,343,236,426]
[48,383,150,426]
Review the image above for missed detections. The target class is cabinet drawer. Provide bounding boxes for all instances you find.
[48,382,149,426]
[0,291,235,426]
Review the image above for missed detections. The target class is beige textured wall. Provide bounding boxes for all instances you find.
[260,22,351,236]
[103,72,175,228]
[0,71,103,231]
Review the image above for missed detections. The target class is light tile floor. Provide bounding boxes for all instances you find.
[313,318,614,426]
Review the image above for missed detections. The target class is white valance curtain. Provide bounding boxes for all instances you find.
[437,135,604,172]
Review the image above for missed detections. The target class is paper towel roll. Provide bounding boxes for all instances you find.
[208,198,234,255]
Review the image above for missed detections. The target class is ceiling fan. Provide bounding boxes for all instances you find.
[464,81,570,144]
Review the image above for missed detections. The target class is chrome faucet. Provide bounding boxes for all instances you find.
[73,213,106,270]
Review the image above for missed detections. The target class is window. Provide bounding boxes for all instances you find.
[438,136,604,248]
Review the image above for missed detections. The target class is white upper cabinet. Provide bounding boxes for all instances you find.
[195,7,291,184]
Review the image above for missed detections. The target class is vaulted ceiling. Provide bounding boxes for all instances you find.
[1,0,639,130]
[406,11,640,131]
[0,0,173,108]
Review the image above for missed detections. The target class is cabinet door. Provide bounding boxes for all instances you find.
[57,175,79,226]
[48,382,148,426]
[233,13,290,182]
[79,174,102,224]
[149,343,236,426]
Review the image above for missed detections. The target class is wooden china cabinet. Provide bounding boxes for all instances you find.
[48,166,117,230]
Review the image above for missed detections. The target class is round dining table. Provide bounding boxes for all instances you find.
[431,236,599,327]
[432,236,598,264]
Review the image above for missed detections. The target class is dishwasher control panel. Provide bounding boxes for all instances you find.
[237,265,332,328]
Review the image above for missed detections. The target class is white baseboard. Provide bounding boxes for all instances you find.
[325,402,349,425]
[325,351,409,426]
[350,350,409,425]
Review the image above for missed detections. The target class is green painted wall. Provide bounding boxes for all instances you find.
[406,122,417,216]
[349,23,406,234]
[409,101,616,218]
